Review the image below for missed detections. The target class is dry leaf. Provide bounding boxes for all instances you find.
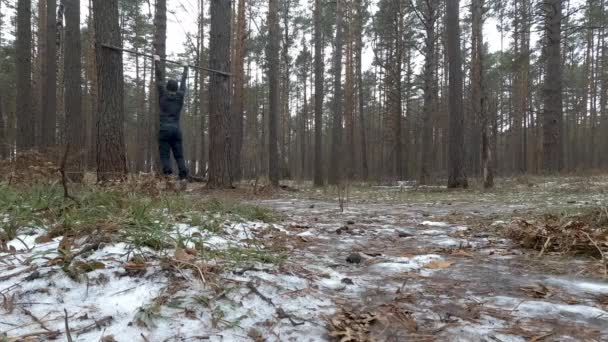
[451,249,474,258]
[175,248,195,262]
[425,260,454,269]
[520,284,553,299]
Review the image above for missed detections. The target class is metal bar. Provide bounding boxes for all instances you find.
[100,43,231,77]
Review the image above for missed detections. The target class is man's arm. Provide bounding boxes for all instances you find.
[180,66,189,92]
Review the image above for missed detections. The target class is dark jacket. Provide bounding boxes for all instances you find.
[155,60,189,127]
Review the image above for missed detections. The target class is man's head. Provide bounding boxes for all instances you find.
[166,79,178,92]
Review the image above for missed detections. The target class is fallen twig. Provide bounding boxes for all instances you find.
[538,236,552,258]
[59,143,79,204]
[246,281,274,306]
[22,308,51,332]
[0,266,35,282]
[582,231,607,277]
[64,309,73,342]
[7,330,61,341]
[74,316,113,335]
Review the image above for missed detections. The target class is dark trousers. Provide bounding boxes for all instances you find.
[159,125,188,179]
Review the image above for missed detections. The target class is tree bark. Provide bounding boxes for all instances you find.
[313,0,324,186]
[542,0,564,173]
[16,0,34,151]
[152,0,167,173]
[231,0,246,181]
[268,0,280,186]
[355,0,368,181]
[328,0,343,185]
[471,0,493,188]
[207,0,233,188]
[418,1,436,185]
[446,0,468,188]
[42,0,57,147]
[64,0,84,181]
[93,0,127,182]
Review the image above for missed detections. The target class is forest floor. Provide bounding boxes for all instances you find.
[0,175,607,341]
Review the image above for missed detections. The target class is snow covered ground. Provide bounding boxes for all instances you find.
[1,197,607,341]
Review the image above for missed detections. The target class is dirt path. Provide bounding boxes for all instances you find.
[259,198,608,341]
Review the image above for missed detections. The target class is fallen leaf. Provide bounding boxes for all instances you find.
[175,248,195,262]
[34,235,53,244]
[425,260,454,269]
[451,249,474,258]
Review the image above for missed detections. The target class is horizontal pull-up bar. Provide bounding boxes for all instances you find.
[100,43,232,77]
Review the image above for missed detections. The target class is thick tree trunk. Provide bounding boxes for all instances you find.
[542,0,564,173]
[152,0,167,173]
[207,0,233,188]
[313,0,324,186]
[64,0,84,181]
[231,0,246,181]
[344,5,355,180]
[419,2,436,185]
[471,0,493,188]
[268,0,280,186]
[93,0,127,182]
[446,0,467,188]
[355,0,368,181]
[16,0,34,151]
[42,0,57,147]
[328,0,343,185]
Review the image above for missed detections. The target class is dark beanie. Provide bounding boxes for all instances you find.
[167,79,178,92]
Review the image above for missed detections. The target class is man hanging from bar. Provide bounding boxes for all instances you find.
[154,54,189,187]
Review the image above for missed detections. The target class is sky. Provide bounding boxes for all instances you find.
[162,0,505,71]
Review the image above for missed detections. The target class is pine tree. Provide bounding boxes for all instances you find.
[446,0,467,188]
[16,0,34,151]
[93,0,128,182]
[207,0,233,188]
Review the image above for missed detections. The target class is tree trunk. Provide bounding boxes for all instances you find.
[93,0,127,182]
[231,0,246,181]
[471,0,493,188]
[152,0,167,173]
[199,0,207,176]
[207,0,233,188]
[446,0,467,188]
[64,0,84,181]
[42,0,57,147]
[355,0,368,181]
[328,0,343,185]
[268,0,280,186]
[344,3,355,180]
[418,1,436,185]
[16,0,34,151]
[313,0,324,186]
[542,0,564,173]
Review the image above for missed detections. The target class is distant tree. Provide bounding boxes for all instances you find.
[328,0,344,185]
[415,0,438,185]
[268,0,280,186]
[313,0,324,186]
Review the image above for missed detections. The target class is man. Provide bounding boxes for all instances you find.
[154,55,189,187]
